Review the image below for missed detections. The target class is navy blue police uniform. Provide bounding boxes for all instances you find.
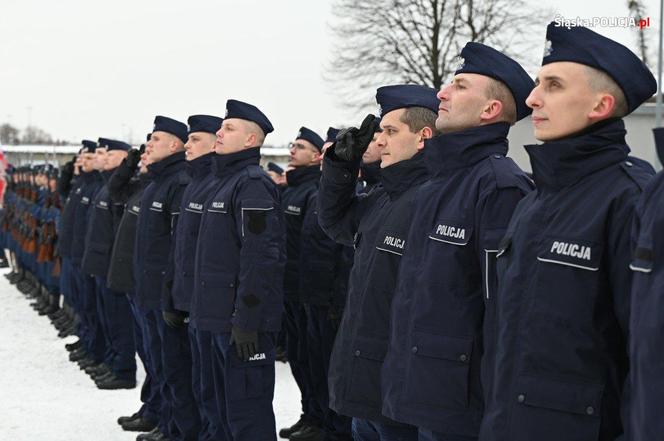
[319,85,438,441]
[82,138,137,386]
[281,127,326,435]
[478,24,657,441]
[107,150,161,428]
[168,115,224,441]
[134,116,194,441]
[628,129,664,441]
[189,100,285,441]
[381,44,535,441]
[70,147,106,366]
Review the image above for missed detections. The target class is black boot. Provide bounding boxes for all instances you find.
[122,417,157,432]
[279,415,309,439]
[96,375,136,390]
[65,339,83,352]
[118,411,141,425]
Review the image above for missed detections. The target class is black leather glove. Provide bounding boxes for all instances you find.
[162,309,187,328]
[229,326,259,362]
[126,148,142,170]
[333,114,381,162]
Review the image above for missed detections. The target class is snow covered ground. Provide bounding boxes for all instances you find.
[0,268,301,441]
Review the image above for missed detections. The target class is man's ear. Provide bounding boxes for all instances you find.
[245,133,257,149]
[417,126,433,150]
[480,99,504,123]
[587,93,616,121]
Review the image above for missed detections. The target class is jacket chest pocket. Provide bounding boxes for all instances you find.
[203,198,233,243]
[532,236,604,322]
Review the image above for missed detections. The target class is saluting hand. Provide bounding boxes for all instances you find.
[333,114,380,163]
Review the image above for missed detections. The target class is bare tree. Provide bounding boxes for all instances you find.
[0,123,20,145]
[327,0,550,111]
[627,0,651,68]
[21,125,53,145]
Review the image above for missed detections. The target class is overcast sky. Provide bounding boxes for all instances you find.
[0,0,660,146]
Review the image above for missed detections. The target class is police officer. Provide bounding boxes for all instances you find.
[478,24,656,441]
[189,99,285,440]
[109,143,161,433]
[318,85,436,441]
[68,142,108,370]
[628,129,664,441]
[380,44,534,441]
[81,138,137,389]
[166,114,223,441]
[134,116,192,441]
[279,126,325,440]
[57,147,89,341]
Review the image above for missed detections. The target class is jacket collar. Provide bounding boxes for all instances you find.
[526,118,629,191]
[360,160,381,185]
[286,165,321,187]
[147,151,187,180]
[380,151,429,199]
[424,122,510,176]
[186,152,214,179]
[212,147,261,178]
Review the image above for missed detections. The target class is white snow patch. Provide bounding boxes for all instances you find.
[0,268,302,440]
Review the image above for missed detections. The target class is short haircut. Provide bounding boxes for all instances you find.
[583,65,628,118]
[484,78,517,125]
[399,107,438,135]
[244,120,266,147]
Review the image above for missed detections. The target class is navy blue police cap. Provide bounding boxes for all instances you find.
[542,22,656,114]
[81,139,97,153]
[224,99,274,135]
[187,115,223,135]
[267,162,284,175]
[296,126,324,151]
[454,42,535,121]
[376,84,439,117]
[106,139,132,152]
[152,115,188,144]
[97,138,110,149]
[326,127,340,143]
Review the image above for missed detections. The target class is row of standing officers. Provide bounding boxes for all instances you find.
[2,20,664,441]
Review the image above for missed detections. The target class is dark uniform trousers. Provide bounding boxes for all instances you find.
[127,292,161,425]
[212,332,277,441]
[189,326,224,441]
[73,266,106,363]
[94,276,136,380]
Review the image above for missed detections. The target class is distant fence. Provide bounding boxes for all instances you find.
[1,145,291,170]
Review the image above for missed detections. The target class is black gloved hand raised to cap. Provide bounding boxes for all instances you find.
[333,114,380,163]
[126,148,142,170]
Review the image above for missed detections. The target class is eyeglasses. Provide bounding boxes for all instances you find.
[288,142,318,153]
